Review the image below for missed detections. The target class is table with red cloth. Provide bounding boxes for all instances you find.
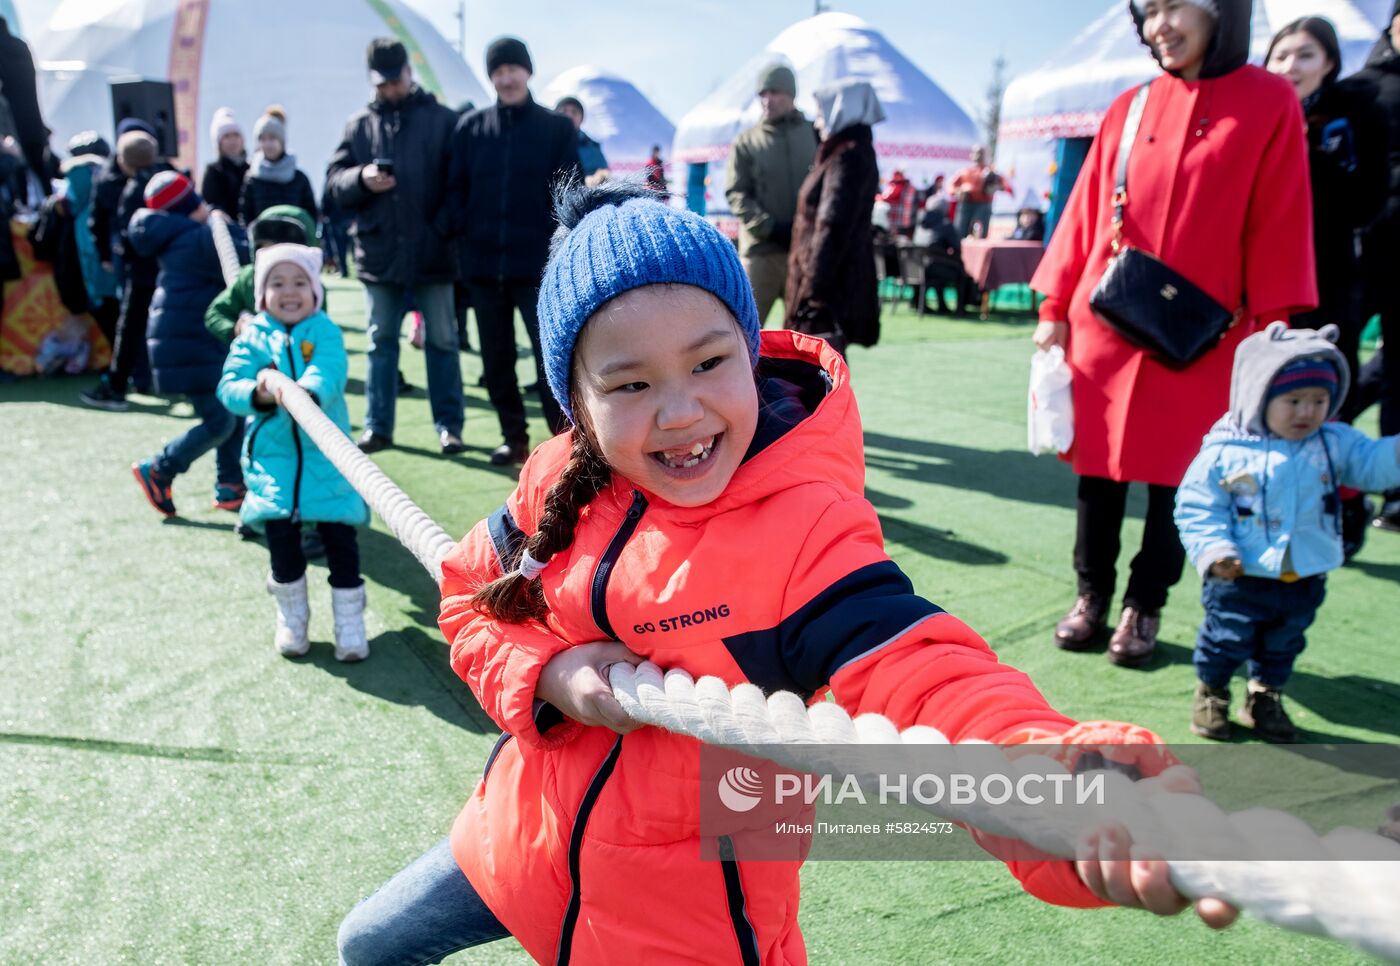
[960,238,1044,319]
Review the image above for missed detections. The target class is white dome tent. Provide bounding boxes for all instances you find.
[672,12,980,223]
[540,66,675,177]
[997,0,1392,222]
[14,0,487,194]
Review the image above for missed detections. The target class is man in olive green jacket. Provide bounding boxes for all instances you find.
[725,63,816,325]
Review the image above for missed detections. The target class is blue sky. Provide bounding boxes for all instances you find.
[411,0,1115,124]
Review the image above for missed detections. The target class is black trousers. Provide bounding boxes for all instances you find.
[265,519,362,588]
[468,279,566,443]
[1074,475,1185,612]
[109,280,154,390]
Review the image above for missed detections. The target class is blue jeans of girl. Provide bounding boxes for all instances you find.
[337,836,510,965]
[1193,575,1326,689]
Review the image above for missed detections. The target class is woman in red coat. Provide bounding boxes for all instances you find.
[1030,0,1316,666]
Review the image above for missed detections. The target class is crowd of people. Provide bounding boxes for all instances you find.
[5,1,1400,961]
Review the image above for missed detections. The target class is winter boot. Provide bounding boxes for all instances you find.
[267,574,310,658]
[331,584,369,662]
[1240,681,1297,743]
[1190,682,1232,741]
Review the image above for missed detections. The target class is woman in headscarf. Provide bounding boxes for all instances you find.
[1267,16,1389,555]
[1030,0,1316,666]
[785,79,884,353]
[238,105,318,225]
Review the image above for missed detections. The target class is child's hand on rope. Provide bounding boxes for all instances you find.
[254,368,279,408]
[1075,766,1239,929]
[537,642,646,734]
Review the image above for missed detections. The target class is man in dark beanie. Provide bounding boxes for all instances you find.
[326,37,465,456]
[726,62,816,326]
[445,36,581,465]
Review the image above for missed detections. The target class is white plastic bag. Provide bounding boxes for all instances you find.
[1027,346,1074,455]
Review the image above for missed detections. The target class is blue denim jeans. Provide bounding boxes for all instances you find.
[337,837,510,966]
[151,391,243,486]
[1193,575,1327,689]
[363,282,464,438]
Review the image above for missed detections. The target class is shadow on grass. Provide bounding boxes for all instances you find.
[299,624,495,733]
[1347,558,1400,583]
[299,525,496,733]
[0,373,178,414]
[875,509,1008,566]
[863,431,1076,510]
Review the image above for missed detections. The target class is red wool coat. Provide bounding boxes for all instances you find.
[1032,66,1317,486]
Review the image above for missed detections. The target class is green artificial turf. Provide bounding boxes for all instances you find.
[2,279,1395,964]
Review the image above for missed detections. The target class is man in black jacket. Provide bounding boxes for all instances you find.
[326,38,465,456]
[445,37,581,465]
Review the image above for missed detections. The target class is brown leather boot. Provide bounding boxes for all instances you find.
[1107,606,1159,667]
[1054,594,1109,650]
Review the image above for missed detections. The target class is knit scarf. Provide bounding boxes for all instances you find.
[250,151,297,185]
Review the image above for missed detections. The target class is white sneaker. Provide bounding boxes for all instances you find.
[267,574,310,657]
[331,584,369,662]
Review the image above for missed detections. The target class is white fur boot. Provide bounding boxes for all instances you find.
[267,574,310,657]
[331,584,369,662]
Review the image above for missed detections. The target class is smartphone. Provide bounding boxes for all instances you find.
[373,158,395,176]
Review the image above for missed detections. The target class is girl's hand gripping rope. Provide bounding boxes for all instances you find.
[537,642,647,734]
[1074,765,1239,929]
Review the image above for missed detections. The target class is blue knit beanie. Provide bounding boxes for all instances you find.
[537,181,761,423]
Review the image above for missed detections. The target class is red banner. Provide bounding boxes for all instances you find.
[169,0,209,174]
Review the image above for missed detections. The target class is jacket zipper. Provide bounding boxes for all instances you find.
[719,835,762,966]
[589,490,647,640]
[551,490,646,963]
[554,735,625,966]
[282,332,304,522]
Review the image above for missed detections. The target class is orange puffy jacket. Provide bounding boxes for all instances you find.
[440,331,1152,965]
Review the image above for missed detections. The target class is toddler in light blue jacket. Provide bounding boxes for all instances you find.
[1175,322,1400,742]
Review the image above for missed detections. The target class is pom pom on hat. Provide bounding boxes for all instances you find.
[536,180,760,423]
[144,170,202,216]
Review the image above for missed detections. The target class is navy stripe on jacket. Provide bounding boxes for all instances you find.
[721,560,943,699]
[487,503,525,571]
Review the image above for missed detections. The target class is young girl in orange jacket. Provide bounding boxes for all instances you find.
[337,181,1237,965]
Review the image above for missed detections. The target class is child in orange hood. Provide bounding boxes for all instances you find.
[337,181,1237,965]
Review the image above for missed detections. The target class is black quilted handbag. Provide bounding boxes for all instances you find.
[1088,83,1235,368]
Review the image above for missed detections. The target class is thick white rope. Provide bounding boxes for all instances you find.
[210,212,1400,961]
[608,660,1400,962]
[209,211,456,583]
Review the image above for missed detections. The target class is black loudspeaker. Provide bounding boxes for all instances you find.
[110,79,178,158]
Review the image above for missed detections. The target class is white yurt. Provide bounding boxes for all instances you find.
[672,12,980,223]
[12,0,487,194]
[540,66,675,177]
[998,0,1392,223]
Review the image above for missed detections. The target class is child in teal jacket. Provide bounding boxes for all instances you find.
[217,244,371,661]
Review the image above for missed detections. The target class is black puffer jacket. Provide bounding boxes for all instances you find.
[200,154,248,218]
[115,161,175,287]
[239,166,317,226]
[445,94,582,284]
[1302,77,1389,295]
[326,86,457,286]
[1356,13,1400,229]
[89,156,128,267]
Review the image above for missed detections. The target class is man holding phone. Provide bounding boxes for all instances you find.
[326,38,465,455]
